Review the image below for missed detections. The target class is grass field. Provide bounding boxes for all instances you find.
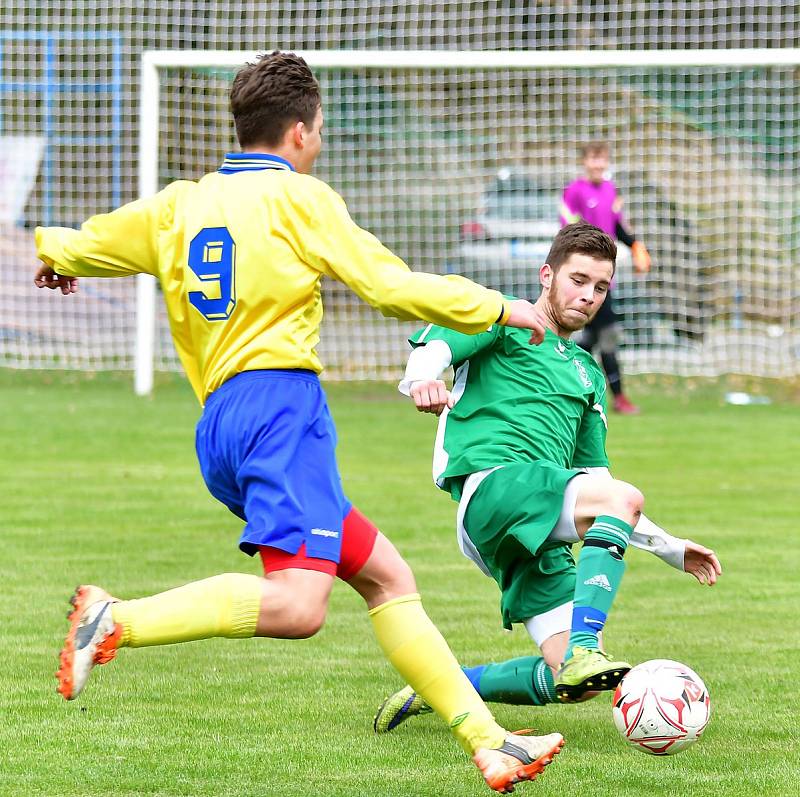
[1,371,798,797]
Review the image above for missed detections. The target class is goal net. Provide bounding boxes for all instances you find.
[1,29,798,387]
[140,49,800,387]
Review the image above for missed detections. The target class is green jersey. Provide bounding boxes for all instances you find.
[409,323,609,497]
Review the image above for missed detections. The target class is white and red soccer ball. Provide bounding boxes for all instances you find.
[612,659,711,755]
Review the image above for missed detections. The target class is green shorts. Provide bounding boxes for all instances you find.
[462,461,580,629]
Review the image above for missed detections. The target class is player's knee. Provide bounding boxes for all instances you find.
[278,581,330,638]
[347,532,417,605]
[287,603,327,639]
[616,481,644,524]
[602,480,644,526]
[362,554,417,604]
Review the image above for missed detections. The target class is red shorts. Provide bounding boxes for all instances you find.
[258,506,378,581]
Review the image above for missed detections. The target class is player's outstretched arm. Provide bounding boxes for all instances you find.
[630,514,721,585]
[297,181,547,339]
[582,469,720,584]
[34,189,171,285]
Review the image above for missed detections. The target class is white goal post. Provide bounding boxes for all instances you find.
[136,48,800,394]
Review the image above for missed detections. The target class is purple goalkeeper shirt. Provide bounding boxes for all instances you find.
[560,178,622,237]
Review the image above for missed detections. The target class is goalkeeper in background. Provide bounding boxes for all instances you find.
[560,141,651,415]
[33,51,564,793]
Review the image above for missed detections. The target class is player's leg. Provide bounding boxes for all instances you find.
[449,470,607,709]
[57,568,334,701]
[597,324,622,395]
[56,371,342,700]
[461,655,557,709]
[463,470,610,708]
[460,585,573,710]
[445,466,635,705]
[428,605,582,712]
[343,506,563,791]
[373,464,571,722]
[373,624,596,729]
[554,472,642,700]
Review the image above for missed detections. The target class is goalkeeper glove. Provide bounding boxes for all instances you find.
[631,241,651,273]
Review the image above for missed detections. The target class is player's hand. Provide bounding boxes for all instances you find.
[631,241,651,274]
[34,264,79,295]
[683,540,722,586]
[503,299,547,344]
[409,379,453,415]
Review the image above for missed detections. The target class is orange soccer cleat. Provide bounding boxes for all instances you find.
[473,730,564,793]
[56,585,122,700]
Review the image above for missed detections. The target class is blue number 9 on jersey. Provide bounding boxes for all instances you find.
[188,227,237,320]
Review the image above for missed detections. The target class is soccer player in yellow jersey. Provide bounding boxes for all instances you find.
[33,52,562,792]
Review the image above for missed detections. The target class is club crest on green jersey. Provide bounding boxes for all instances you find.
[573,358,593,388]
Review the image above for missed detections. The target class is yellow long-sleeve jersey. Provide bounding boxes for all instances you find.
[36,153,509,404]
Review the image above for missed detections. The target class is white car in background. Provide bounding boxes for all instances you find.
[455,167,631,300]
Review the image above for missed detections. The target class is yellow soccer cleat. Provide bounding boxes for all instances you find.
[555,646,630,702]
[373,685,433,733]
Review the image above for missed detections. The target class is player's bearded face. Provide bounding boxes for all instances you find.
[547,254,613,333]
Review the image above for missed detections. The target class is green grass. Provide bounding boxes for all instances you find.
[1,371,798,796]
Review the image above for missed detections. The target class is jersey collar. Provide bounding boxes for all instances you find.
[218,152,295,174]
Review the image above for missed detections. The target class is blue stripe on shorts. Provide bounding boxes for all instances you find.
[195,370,351,561]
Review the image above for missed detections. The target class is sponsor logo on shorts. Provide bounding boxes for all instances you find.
[583,574,612,591]
[311,528,340,538]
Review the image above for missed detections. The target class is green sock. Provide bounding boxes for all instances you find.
[468,656,556,706]
[566,514,633,660]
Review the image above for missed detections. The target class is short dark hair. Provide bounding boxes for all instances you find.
[581,140,610,158]
[546,222,617,271]
[230,51,321,148]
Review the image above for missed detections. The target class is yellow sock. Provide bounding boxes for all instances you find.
[369,593,506,755]
[111,573,262,647]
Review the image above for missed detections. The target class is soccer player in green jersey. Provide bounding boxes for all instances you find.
[374,222,721,731]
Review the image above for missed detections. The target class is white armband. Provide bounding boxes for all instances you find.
[398,340,453,396]
[629,514,687,571]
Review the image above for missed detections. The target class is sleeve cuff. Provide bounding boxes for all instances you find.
[34,227,55,268]
[496,303,511,326]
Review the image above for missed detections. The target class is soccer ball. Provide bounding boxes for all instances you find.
[612,659,711,755]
